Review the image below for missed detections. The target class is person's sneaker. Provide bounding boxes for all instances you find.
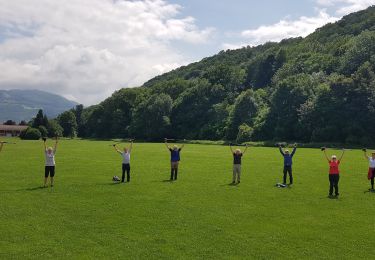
[335,193,339,197]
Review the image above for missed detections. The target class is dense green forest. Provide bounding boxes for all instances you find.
[58,6,375,144]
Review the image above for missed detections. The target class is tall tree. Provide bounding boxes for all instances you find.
[58,111,77,138]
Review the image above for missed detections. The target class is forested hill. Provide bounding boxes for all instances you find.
[77,6,375,145]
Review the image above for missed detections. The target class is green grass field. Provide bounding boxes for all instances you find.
[0,139,374,259]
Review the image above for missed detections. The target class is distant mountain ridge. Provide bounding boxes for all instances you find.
[0,89,78,122]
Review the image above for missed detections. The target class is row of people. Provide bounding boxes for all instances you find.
[231,144,375,197]
[1,140,375,197]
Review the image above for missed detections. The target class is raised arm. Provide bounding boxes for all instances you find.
[279,146,284,156]
[179,143,185,150]
[229,144,234,153]
[363,149,369,160]
[291,144,297,157]
[164,139,170,150]
[339,149,345,161]
[129,141,133,152]
[323,150,330,162]
[54,137,58,152]
[113,144,122,154]
[242,144,249,154]
[43,138,47,151]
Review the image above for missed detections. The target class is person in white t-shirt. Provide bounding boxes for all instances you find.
[43,137,58,188]
[113,141,133,183]
[364,149,375,190]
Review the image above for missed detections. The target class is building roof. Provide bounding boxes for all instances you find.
[0,125,29,131]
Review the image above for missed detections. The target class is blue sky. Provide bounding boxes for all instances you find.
[172,0,317,29]
[169,0,320,58]
[0,0,374,104]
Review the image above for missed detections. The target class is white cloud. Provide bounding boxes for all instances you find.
[316,0,375,15]
[239,10,338,46]
[0,0,214,105]
[224,0,374,50]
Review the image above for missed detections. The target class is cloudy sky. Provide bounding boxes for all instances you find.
[0,0,374,105]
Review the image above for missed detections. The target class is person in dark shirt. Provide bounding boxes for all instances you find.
[230,144,248,184]
[165,139,185,181]
[279,143,297,185]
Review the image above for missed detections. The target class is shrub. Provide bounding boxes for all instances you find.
[236,123,253,143]
[38,125,48,137]
[20,127,42,140]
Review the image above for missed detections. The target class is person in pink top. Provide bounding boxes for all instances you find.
[323,148,345,197]
[363,149,375,190]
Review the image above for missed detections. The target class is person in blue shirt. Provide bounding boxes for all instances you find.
[165,139,185,181]
[279,143,297,185]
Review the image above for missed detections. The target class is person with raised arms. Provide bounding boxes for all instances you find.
[113,140,133,183]
[43,137,58,188]
[322,148,345,197]
[230,144,248,184]
[279,143,297,185]
[363,149,375,191]
[165,139,184,181]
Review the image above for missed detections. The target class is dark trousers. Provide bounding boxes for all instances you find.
[329,174,340,195]
[170,168,178,180]
[283,166,293,184]
[122,163,130,182]
[371,168,375,189]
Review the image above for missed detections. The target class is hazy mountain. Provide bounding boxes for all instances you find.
[0,89,78,122]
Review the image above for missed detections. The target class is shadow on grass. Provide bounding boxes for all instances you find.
[162,180,174,183]
[109,182,123,185]
[95,182,125,186]
[220,182,239,186]
[25,186,47,191]
[0,186,49,193]
[364,189,375,194]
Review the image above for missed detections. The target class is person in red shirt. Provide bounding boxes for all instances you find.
[323,148,345,197]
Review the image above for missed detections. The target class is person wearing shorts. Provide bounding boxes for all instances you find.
[113,141,133,183]
[165,139,184,181]
[279,143,297,185]
[230,144,248,184]
[44,137,58,188]
[323,148,345,197]
[363,149,375,190]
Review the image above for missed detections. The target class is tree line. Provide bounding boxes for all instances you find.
[21,6,375,145]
